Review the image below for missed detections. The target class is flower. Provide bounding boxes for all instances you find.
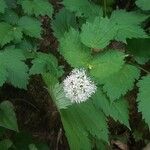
[63,68,97,103]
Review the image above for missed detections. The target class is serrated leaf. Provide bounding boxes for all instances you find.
[101,64,140,101]
[61,109,91,150]
[0,48,29,89]
[89,50,125,82]
[5,0,17,8]
[0,139,13,150]
[16,39,37,59]
[136,0,150,10]
[52,8,77,40]
[0,67,7,86]
[110,10,148,42]
[60,100,108,150]
[30,52,62,77]
[2,9,19,25]
[18,16,41,38]
[137,75,150,128]
[59,28,91,68]
[92,88,130,128]
[0,101,18,131]
[0,0,7,13]
[52,83,72,109]
[77,101,109,142]
[0,22,22,46]
[21,0,53,17]
[127,38,150,64]
[80,17,117,49]
[62,0,102,19]
[43,73,72,109]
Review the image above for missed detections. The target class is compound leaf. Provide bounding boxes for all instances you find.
[61,109,91,150]
[80,17,117,49]
[0,22,22,47]
[21,0,53,17]
[52,8,77,40]
[59,28,91,68]
[93,88,130,128]
[62,0,102,19]
[30,52,62,77]
[0,47,29,89]
[18,16,41,38]
[136,0,150,10]
[90,50,125,82]
[2,9,19,25]
[127,38,150,64]
[110,10,148,42]
[0,0,7,13]
[137,75,150,128]
[101,64,140,101]
[60,100,108,150]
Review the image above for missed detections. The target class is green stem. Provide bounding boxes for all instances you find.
[130,62,150,74]
[135,64,150,74]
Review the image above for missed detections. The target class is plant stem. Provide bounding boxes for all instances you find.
[128,57,150,74]
[135,64,150,74]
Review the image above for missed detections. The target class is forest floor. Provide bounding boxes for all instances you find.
[0,0,150,149]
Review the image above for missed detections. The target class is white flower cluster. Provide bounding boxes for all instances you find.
[63,68,97,103]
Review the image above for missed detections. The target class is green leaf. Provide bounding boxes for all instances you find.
[61,109,91,150]
[110,10,148,42]
[77,102,109,142]
[93,88,130,128]
[0,22,22,46]
[0,66,7,86]
[18,16,41,38]
[80,17,117,49]
[42,73,58,88]
[5,0,17,8]
[59,28,91,68]
[89,50,125,82]
[0,47,29,89]
[62,0,102,19]
[0,101,18,131]
[30,52,62,77]
[0,139,13,150]
[60,100,108,150]
[21,0,53,17]
[127,38,150,64]
[94,139,109,150]
[43,73,71,109]
[51,83,72,109]
[2,9,19,25]
[52,8,77,40]
[136,0,150,10]
[137,75,150,128]
[101,64,140,101]
[0,0,7,13]
[29,144,38,150]
[16,39,37,59]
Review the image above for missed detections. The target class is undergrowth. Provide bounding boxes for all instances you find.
[0,0,149,149]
